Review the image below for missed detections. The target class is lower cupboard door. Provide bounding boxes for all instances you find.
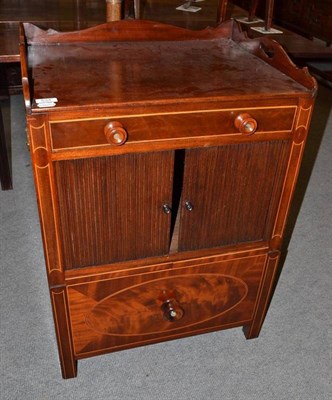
[67,253,267,357]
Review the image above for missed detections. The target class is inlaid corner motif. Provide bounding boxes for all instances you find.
[29,121,49,168]
[29,121,47,149]
[272,140,305,239]
[272,103,313,239]
[33,147,49,169]
[293,105,312,144]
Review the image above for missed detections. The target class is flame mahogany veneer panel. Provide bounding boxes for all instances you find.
[67,253,267,357]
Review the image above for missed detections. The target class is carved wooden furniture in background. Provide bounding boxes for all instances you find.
[0,103,12,190]
[106,0,122,21]
[0,0,107,31]
[264,0,274,31]
[20,19,316,379]
[248,0,259,21]
[0,0,109,190]
[0,24,17,190]
[274,0,332,45]
[233,0,332,44]
[217,0,230,23]
[232,0,332,83]
[234,0,275,30]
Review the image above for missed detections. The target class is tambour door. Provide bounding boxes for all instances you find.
[54,151,174,269]
[178,140,291,252]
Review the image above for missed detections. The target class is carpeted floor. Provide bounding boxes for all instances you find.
[1,86,331,400]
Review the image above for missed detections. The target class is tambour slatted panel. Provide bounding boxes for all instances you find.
[179,140,291,251]
[54,151,174,269]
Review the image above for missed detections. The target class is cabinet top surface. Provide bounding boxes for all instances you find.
[23,21,314,113]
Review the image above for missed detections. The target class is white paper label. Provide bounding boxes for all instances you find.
[251,27,283,34]
[37,102,57,108]
[35,98,58,104]
[236,17,263,24]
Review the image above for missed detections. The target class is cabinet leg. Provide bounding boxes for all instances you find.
[243,251,280,339]
[50,287,78,379]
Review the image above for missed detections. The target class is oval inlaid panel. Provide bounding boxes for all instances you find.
[85,274,248,336]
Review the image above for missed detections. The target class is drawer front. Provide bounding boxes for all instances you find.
[67,253,267,357]
[50,107,296,151]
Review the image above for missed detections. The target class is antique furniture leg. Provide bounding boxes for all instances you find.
[134,0,140,19]
[264,0,275,31]
[250,0,282,35]
[243,251,280,339]
[106,0,122,21]
[0,102,12,190]
[248,0,260,22]
[51,287,78,379]
[25,112,75,377]
[235,0,263,25]
[217,0,229,24]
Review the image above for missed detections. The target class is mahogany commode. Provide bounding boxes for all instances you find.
[20,19,316,379]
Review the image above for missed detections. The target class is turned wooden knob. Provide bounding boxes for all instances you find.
[104,121,128,145]
[234,113,258,135]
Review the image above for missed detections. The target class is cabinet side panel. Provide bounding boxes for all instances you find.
[179,140,291,251]
[54,151,174,269]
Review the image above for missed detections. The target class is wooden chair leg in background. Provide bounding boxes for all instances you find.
[133,0,140,19]
[0,102,12,190]
[106,0,122,21]
[264,0,274,31]
[248,0,260,22]
[107,0,140,21]
[250,0,283,35]
[217,0,229,24]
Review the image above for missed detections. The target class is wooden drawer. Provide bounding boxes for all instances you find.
[50,106,296,151]
[67,253,267,358]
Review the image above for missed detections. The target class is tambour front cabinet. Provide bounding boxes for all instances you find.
[20,20,316,378]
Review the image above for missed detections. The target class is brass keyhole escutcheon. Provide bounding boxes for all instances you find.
[161,299,184,322]
[158,290,184,322]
